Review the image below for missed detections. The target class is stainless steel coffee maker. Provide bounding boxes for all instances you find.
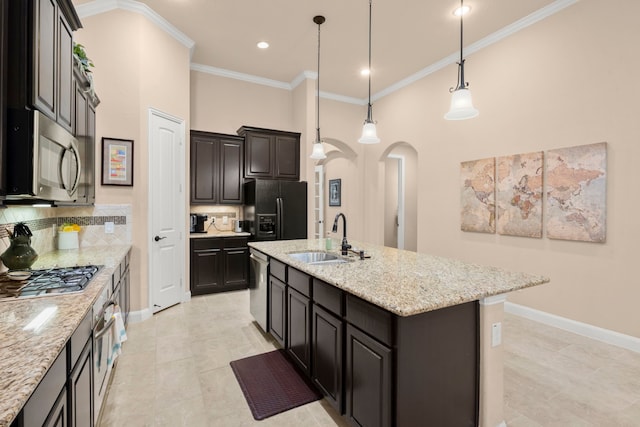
[190,213,208,233]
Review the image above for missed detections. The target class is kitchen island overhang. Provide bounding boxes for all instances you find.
[249,238,549,427]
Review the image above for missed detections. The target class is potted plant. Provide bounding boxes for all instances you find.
[73,43,95,95]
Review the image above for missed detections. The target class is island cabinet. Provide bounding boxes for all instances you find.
[190,131,244,205]
[190,237,249,295]
[265,258,480,427]
[237,126,301,181]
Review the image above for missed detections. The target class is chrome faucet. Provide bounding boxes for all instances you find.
[332,213,351,255]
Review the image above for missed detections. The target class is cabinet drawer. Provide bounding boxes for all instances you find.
[313,279,343,316]
[270,258,286,282]
[346,294,394,347]
[69,309,92,371]
[23,347,67,427]
[288,267,311,297]
[191,238,223,251]
[223,237,248,248]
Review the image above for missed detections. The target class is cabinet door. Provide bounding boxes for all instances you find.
[122,264,130,326]
[268,276,286,347]
[219,138,243,204]
[86,103,96,205]
[312,304,343,412]
[244,133,273,178]
[190,133,218,203]
[72,83,88,203]
[57,11,73,131]
[287,287,311,375]
[223,247,248,288]
[69,339,92,427]
[345,324,392,427]
[274,134,300,180]
[191,248,223,296]
[33,0,57,119]
[0,0,7,196]
[43,388,67,427]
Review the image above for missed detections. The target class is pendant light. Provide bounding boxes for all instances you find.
[310,15,327,160]
[445,0,479,120]
[358,0,380,144]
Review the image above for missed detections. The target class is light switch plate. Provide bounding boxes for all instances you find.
[492,322,502,347]
[222,216,228,225]
[105,222,115,234]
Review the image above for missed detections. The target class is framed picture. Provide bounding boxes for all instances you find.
[102,137,134,186]
[329,179,341,206]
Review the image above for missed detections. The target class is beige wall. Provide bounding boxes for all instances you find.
[75,9,191,312]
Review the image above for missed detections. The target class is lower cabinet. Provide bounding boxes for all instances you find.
[190,237,248,295]
[345,324,392,427]
[311,304,343,412]
[268,276,286,347]
[68,339,92,427]
[287,287,311,375]
[20,349,67,427]
[44,388,67,427]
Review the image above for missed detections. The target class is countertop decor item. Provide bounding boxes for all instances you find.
[1,223,38,270]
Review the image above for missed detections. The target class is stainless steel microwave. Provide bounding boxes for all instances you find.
[6,109,81,202]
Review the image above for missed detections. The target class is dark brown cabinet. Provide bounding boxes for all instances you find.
[7,0,81,131]
[68,339,92,427]
[287,287,311,375]
[190,237,248,295]
[190,131,244,205]
[268,275,287,348]
[237,126,301,181]
[0,0,7,197]
[312,304,343,412]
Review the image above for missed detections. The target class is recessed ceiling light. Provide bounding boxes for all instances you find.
[453,5,471,16]
[361,68,370,76]
[257,41,269,49]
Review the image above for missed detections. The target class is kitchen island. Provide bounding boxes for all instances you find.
[0,245,131,427]
[249,239,549,427]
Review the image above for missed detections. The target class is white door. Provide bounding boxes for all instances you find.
[314,165,325,238]
[148,108,185,313]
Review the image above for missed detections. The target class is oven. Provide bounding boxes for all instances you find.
[92,285,116,424]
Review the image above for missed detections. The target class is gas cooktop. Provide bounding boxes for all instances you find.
[0,265,102,300]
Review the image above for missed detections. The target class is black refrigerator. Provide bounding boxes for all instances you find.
[243,180,307,241]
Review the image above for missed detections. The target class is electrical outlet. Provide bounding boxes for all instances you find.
[104,222,115,234]
[492,322,502,347]
[222,216,228,225]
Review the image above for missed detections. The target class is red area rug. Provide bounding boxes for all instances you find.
[229,349,322,420]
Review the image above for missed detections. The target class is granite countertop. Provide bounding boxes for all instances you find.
[249,239,549,317]
[0,245,131,427]
[189,230,251,239]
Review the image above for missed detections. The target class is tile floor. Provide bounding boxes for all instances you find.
[99,290,640,426]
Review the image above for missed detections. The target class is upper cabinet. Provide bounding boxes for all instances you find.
[0,0,8,198]
[237,126,301,181]
[190,131,244,205]
[7,0,82,132]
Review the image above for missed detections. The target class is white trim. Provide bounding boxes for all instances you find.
[388,155,405,250]
[505,302,640,354]
[479,294,508,306]
[191,63,292,90]
[183,291,192,302]
[76,0,195,57]
[291,71,316,90]
[496,422,507,427]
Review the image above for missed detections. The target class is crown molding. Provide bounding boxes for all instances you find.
[75,0,195,57]
[373,0,578,101]
[76,0,577,104]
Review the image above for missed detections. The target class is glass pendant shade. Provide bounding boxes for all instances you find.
[310,141,326,159]
[444,88,479,120]
[358,121,380,144]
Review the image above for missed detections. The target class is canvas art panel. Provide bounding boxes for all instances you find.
[546,142,606,243]
[496,152,543,238]
[460,157,496,233]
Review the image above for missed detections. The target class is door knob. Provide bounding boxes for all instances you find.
[154,236,166,242]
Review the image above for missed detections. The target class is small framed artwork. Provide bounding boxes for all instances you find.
[329,179,341,206]
[102,137,134,186]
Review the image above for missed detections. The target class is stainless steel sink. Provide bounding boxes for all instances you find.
[288,251,348,265]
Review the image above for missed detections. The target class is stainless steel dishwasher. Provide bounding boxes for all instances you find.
[249,248,269,332]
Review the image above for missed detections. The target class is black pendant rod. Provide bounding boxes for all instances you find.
[314,16,325,143]
[366,0,373,120]
[458,0,466,90]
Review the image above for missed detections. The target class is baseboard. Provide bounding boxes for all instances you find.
[504,302,640,353]
[128,308,153,323]
[183,291,191,302]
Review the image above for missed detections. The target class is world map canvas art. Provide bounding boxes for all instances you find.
[460,157,496,233]
[546,142,607,243]
[496,152,544,238]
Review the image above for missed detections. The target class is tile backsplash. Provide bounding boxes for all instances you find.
[0,204,132,271]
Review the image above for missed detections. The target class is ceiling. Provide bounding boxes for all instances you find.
[74,0,563,101]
